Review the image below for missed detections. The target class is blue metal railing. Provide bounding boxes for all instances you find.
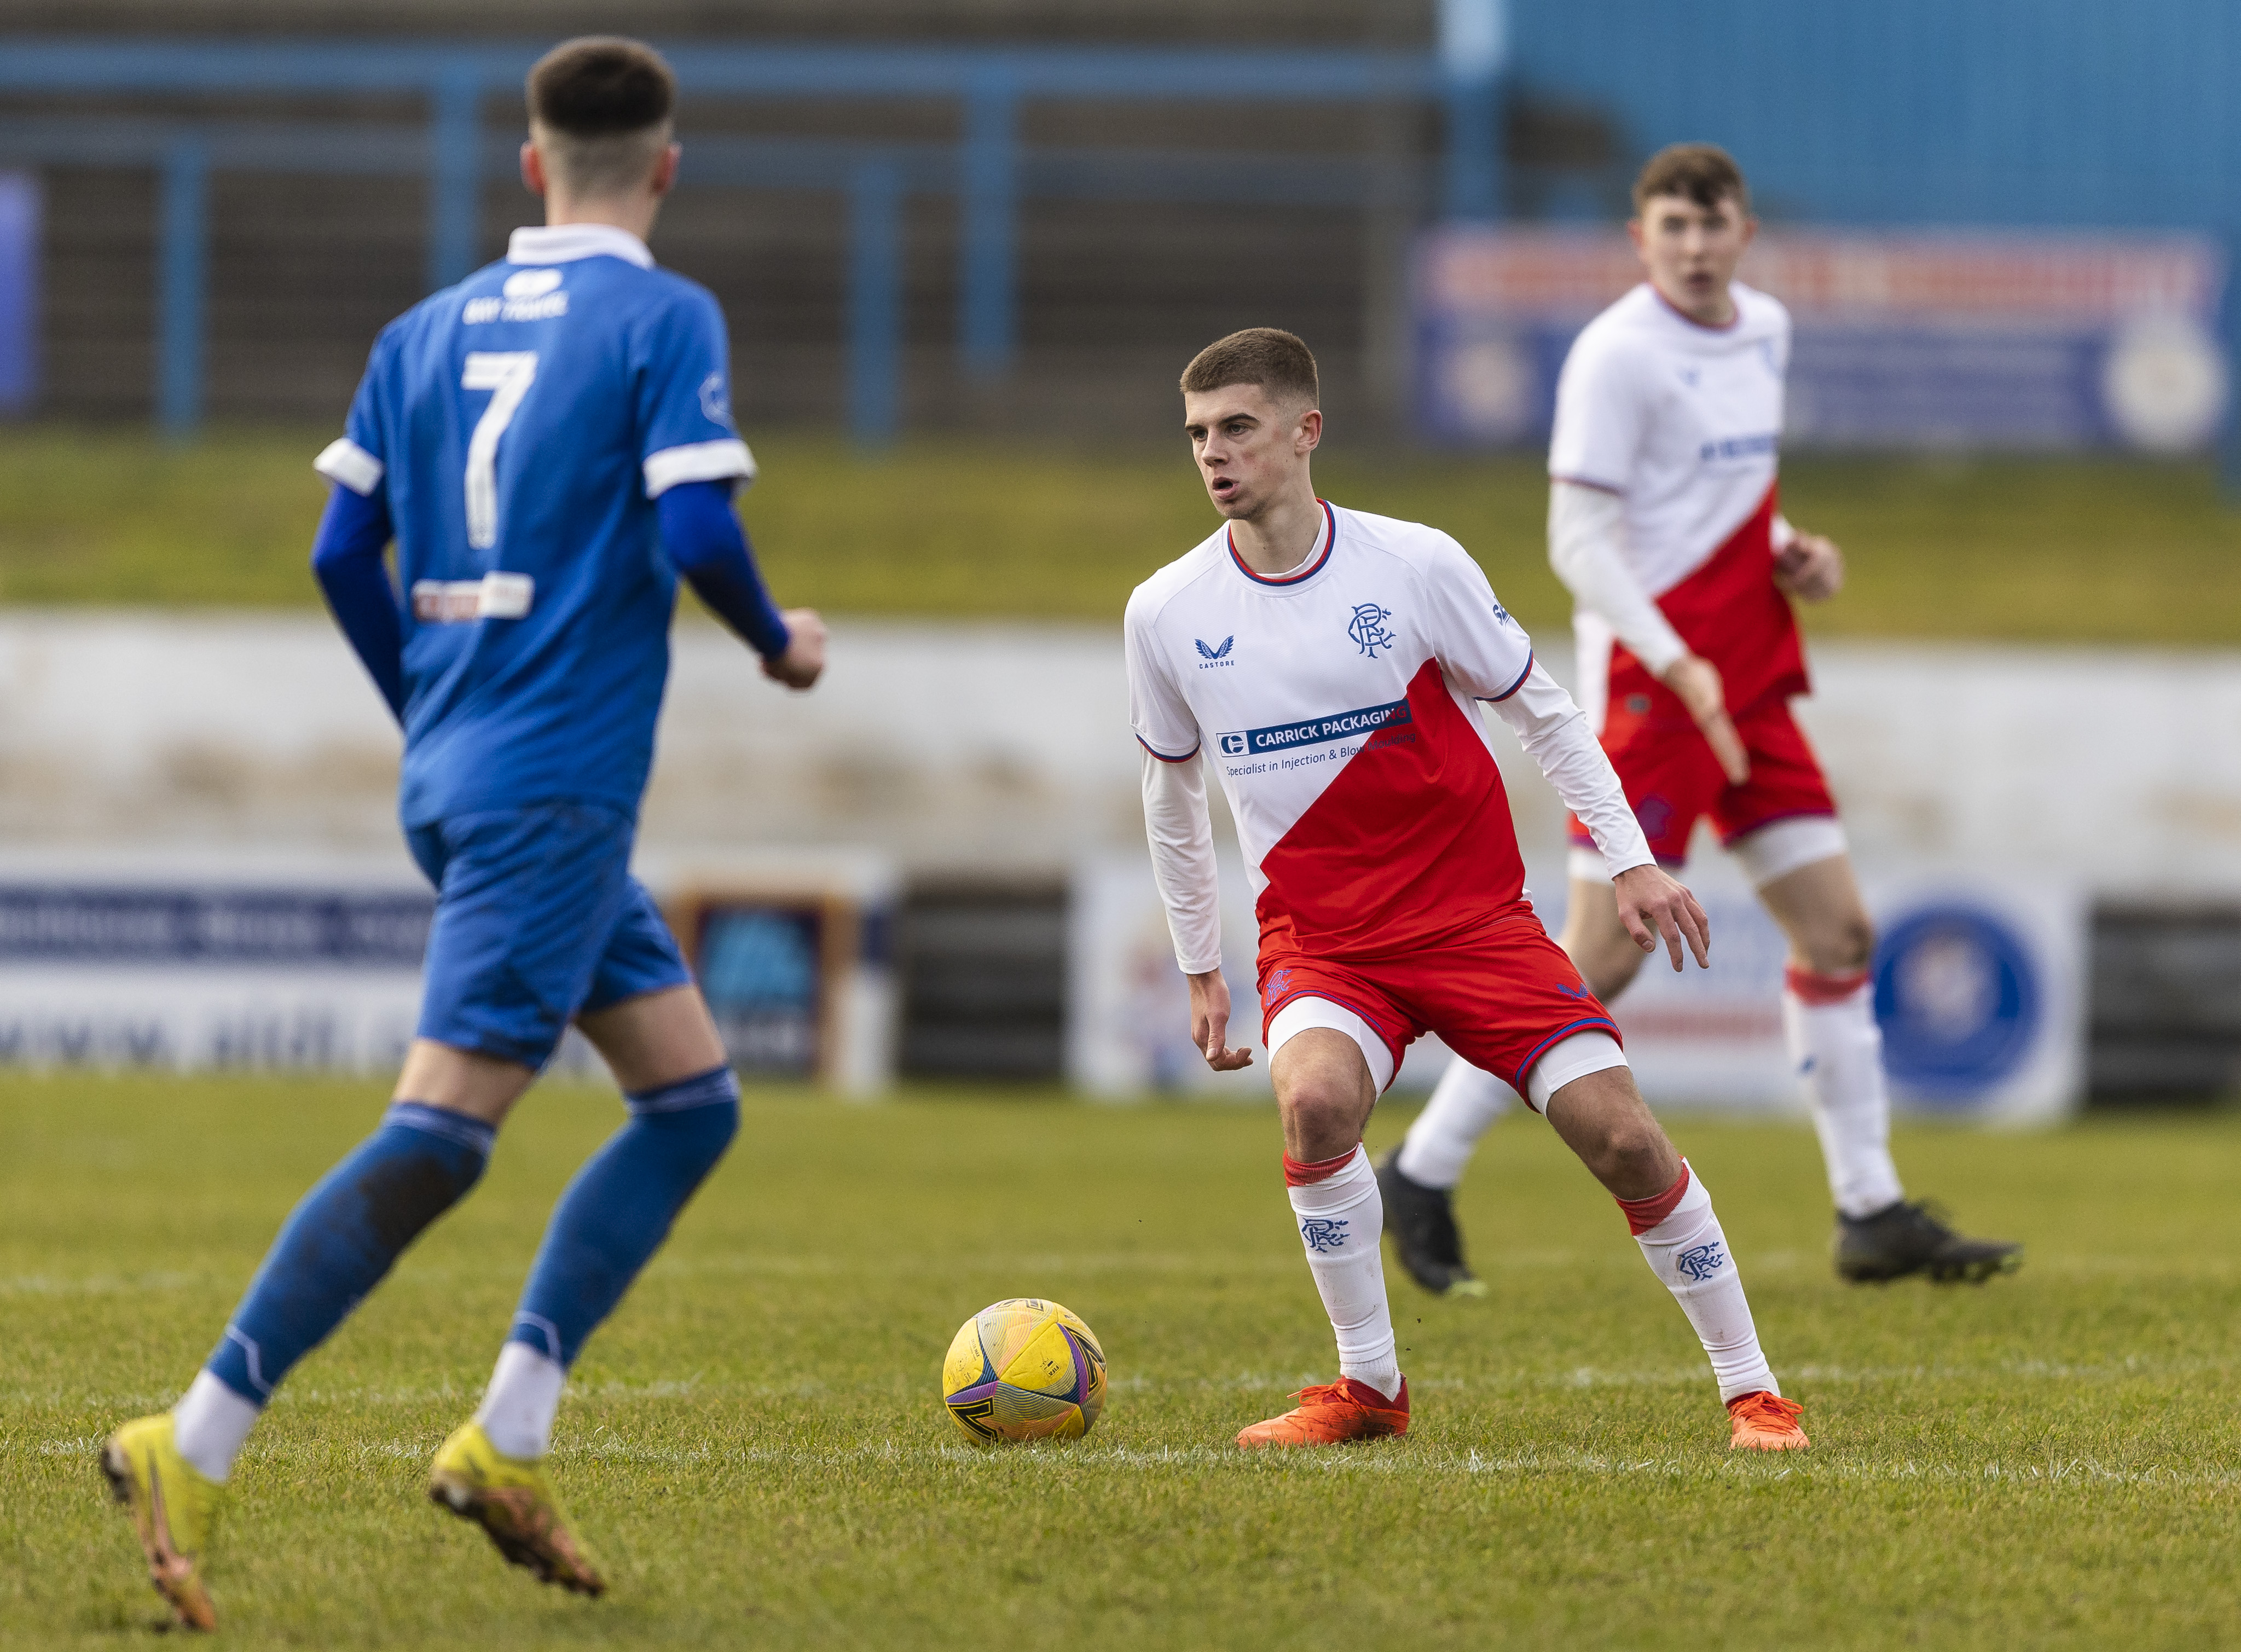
[0,37,1503,442]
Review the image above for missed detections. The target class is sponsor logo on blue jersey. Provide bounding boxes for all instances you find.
[1347,602,1396,657]
[1217,697,1411,757]
[698,370,732,427]
[464,268,569,326]
[1299,1216,1350,1253]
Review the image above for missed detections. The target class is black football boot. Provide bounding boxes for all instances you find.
[1375,1150,1487,1297]
[1835,1199,2022,1284]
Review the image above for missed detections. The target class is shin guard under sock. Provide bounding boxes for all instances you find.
[1783,966,1906,1219]
[1285,1145,1400,1400]
[201,1102,494,1447]
[503,1066,739,1380]
[1619,1162,1779,1403]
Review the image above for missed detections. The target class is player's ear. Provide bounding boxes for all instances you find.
[650,143,682,199]
[520,141,547,199]
[1295,407,1322,454]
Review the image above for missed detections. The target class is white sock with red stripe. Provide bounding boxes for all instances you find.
[1394,1059,1512,1190]
[1617,1161,1777,1404]
[1783,965,1906,1219]
[1284,1145,1401,1401]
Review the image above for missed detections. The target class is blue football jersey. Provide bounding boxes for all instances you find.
[314,223,755,826]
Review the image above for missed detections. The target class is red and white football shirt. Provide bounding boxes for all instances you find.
[1549,280,1807,727]
[1125,501,1539,960]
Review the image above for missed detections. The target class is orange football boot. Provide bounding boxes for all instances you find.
[1727,1390,1809,1451]
[1236,1377,1409,1448]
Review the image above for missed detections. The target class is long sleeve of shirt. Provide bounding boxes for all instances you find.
[1139,746,1223,973]
[308,482,406,722]
[1547,479,1689,677]
[1485,659,1656,878]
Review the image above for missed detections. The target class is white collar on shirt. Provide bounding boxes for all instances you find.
[506,223,655,269]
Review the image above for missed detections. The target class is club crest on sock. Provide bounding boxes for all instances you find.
[1675,1240,1728,1282]
[1299,1216,1350,1253]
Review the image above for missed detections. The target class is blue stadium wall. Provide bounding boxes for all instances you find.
[1510,0,2240,233]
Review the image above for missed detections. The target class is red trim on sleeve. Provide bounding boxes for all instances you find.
[1549,473,1626,496]
[1784,964,1870,1006]
[1615,1161,1692,1236]
[1137,734,1201,764]
[1283,1147,1358,1187]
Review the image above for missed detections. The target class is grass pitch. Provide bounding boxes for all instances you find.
[4,1074,2239,1650]
[3,426,2240,645]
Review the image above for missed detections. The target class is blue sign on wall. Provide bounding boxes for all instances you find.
[1873,905,2042,1103]
[0,173,36,416]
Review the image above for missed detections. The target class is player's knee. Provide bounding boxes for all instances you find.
[1276,1074,1367,1159]
[1807,911,1875,975]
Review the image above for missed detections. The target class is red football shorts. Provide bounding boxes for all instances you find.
[1568,693,1837,865]
[1256,904,1620,1109]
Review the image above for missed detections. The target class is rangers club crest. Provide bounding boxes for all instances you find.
[1347,602,1395,657]
[1299,1216,1350,1253]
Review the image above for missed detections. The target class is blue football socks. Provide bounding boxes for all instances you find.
[206,1102,494,1404]
[506,1065,740,1368]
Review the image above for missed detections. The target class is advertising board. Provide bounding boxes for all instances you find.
[1416,227,2228,453]
[1068,850,2083,1123]
[0,847,900,1092]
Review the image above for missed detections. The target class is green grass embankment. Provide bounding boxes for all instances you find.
[1,426,2237,644]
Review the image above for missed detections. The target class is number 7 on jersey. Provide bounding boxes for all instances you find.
[461,351,537,550]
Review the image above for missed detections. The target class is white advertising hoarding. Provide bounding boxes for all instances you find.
[1068,850,2083,1123]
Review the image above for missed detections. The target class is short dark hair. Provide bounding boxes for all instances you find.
[1632,143,1750,215]
[1179,327,1319,408]
[526,37,676,196]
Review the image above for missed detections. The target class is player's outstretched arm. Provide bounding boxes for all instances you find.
[1614,863,1712,972]
[309,482,406,722]
[1186,969,1254,1071]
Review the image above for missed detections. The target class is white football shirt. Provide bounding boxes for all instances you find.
[1548,280,1788,599]
[1125,501,1542,959]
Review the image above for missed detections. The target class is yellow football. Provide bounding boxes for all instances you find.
[940,1297,1108,1444]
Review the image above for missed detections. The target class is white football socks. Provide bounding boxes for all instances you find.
[1394,1058,1513,1190]
[1626,1162,1777,1404]
[1285,1144,1401,1400]
[473,1340,568,1460]
[171,1370,260,1483]
[1783,967,1906,1219]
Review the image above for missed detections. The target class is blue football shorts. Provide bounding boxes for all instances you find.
[406,802,694,1068]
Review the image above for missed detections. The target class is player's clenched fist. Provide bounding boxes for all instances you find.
[1613,863,1712,973]
[762,607,827,689]
[1186,969,1255,1071]
[1774,531,1844,602]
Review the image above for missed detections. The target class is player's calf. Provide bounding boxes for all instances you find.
[1547,1065,1804,1449]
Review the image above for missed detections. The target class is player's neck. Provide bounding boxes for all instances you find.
[1651,275,1738,329]
[545,196,661,245]
[1227,481,1327,579]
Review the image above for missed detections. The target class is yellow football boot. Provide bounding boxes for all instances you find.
[101,1414,223,1632]
[427,1422,606,1596]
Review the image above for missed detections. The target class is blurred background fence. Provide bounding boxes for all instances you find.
[0,1,2236,1108]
